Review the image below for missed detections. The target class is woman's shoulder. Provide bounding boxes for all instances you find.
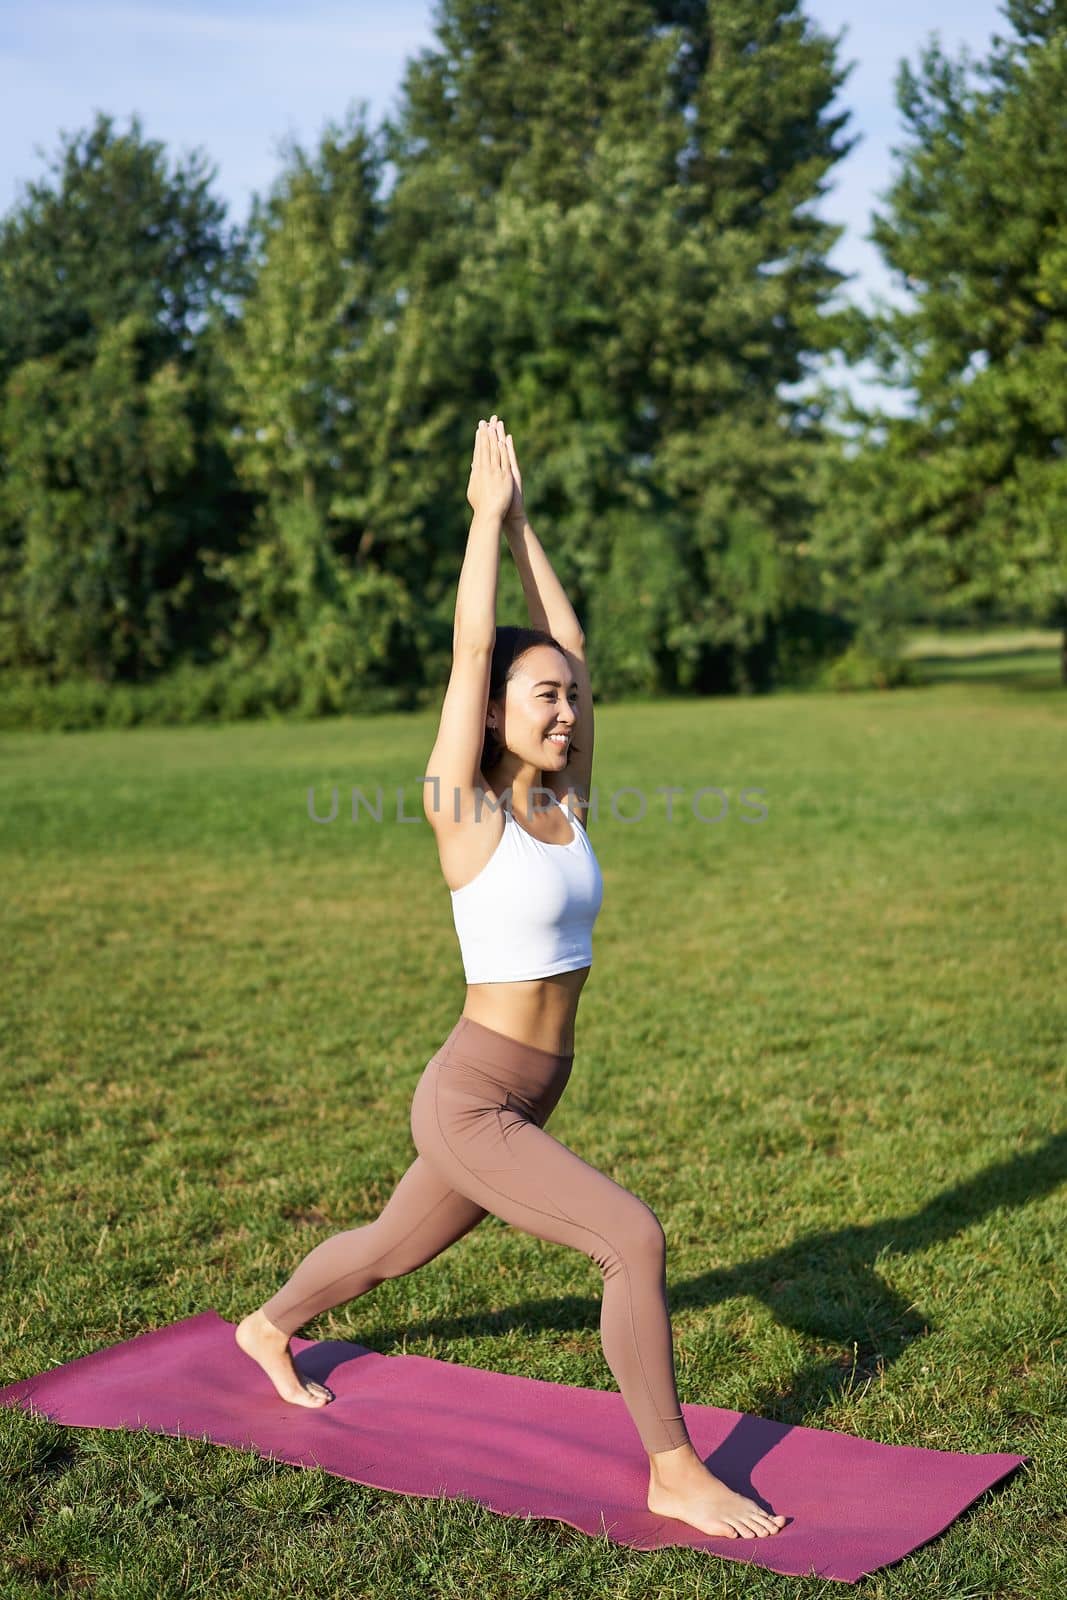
[545,780,590,831]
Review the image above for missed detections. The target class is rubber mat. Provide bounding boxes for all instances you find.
[0,1310,1026,1582]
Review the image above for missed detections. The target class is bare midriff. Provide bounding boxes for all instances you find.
[461,964,589,1056]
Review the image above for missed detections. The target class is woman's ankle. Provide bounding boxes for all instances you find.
[257,1307,290,1336]
[648,1439,699,1478]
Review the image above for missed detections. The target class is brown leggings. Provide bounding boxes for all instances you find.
[260,1015,691,1455]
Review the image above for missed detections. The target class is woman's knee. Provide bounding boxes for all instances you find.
[597,1192,667,1272]
[630,1195,668,1257]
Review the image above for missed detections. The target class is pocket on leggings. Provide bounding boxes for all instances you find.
[494,1093,534,1159]
[437,1079,517,1173]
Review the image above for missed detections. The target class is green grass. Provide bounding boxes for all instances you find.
[1,644,1065,1598]
[900,628,1062,690]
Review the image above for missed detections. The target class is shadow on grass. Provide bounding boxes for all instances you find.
[908,646,1062,690]
[364,1134,1065,1427]
[682,1130,1067,1423]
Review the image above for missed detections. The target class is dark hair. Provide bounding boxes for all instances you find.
[480,625,583,777]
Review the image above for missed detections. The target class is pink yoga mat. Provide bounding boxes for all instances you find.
[0,1310,1024,1582]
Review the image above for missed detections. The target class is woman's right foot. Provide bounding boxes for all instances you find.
[234,1308,333,1407]
[647,1444,787,1538]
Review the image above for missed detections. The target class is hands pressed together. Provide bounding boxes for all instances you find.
[467,412,525,528]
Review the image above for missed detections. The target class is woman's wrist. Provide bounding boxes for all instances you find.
[470,508,505,533]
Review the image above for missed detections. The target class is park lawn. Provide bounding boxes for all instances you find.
[900,627,1063,688]
[1,655,1064,1599]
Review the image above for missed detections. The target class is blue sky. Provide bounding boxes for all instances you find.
[1,0,1010,405]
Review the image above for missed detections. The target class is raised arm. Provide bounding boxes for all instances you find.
[452,418,513,651]
[492,417,594,813]
[493,417,584,650]
[505,513,585,650]
[453,510,502,652]
[423,419,515,830]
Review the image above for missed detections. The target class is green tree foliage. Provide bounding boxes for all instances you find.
[225,112,381,511]
[812,2,1067,678]
[366,0,855,695]
[0,113,245,681]
[203,0,854,708]
[1,3,858,709]
[213,111,418,714]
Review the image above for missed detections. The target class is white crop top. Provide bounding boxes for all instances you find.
[449,792,604,984]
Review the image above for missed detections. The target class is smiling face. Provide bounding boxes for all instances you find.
[486,644,578,775]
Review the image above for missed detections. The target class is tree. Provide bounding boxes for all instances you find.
[0,113,246,681]
[811,2,1067,679]
[224,111,382,514]
[213,110,419,713]
[369,0,855,695]
[1,5,858,704]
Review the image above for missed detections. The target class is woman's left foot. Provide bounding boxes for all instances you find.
[234,1308,333,1407]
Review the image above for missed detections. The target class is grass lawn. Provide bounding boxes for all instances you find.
[1,637,1064,1598]
[899,628,1063,690]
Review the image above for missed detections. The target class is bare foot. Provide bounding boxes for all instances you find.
[647,1443,787,1539]
[234,1308,333,1407]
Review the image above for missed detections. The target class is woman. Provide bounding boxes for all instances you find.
[236,415,786,1541]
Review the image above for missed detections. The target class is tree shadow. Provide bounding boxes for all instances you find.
[343,1135,1065,1431]
[909,644,1061,690]
[674,1131,1067,1423]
